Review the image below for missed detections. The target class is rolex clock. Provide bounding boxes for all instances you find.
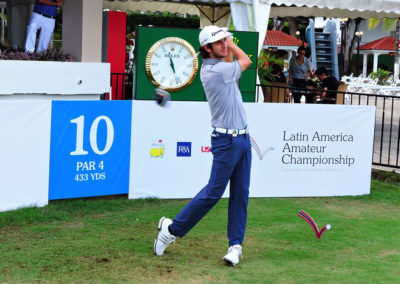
[145,37,199,92]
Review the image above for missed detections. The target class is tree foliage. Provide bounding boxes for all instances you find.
[126,11,200,33]
[257,50,285,85]
[368,17,398,32]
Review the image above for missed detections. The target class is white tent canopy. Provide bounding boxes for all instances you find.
[268,0,400,19]
[104,0,201,15]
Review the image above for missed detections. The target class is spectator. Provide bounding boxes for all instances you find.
[288,46,313,103]
[25,0,63,53]
[314,67,339,104]
[271,63,286,83]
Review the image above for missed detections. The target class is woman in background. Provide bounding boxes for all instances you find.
[288,46,313,103]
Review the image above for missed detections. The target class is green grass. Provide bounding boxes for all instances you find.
[1,180,400,283]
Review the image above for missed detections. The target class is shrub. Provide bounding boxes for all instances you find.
[370,68,392,85]
[257,50,284,85]
[0,49,72,61]
[126,11,200,33]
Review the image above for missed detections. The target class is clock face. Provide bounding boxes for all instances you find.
[145,37,199,92]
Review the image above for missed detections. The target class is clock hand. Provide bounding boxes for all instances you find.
[172,52,200,78]
[169,56,176,74]
[160,52,199,89]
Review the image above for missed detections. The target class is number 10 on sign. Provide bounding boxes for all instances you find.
[70,115,114,156]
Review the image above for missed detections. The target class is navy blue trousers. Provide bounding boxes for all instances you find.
[169,131,252,246]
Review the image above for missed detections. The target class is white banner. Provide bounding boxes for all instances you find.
[129,101,376,199]
[0,61,110,95]
[0,101,51,212]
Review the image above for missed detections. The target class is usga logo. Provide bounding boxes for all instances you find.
[150,139,165,158]
[177,142,192,157]
[201,146,211,153]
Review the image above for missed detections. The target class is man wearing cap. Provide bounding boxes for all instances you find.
[25,0,63,53]
[153,25,252,266]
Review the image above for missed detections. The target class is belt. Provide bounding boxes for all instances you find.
[34,12,56,19]
[214,127,249,137]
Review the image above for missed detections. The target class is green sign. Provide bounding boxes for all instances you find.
[134,26,258,102]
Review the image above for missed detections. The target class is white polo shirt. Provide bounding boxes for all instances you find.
[200,58,247,130]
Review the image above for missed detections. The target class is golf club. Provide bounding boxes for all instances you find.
[154,52,200,107]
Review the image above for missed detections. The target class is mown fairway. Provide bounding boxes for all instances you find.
[0,179,399,283]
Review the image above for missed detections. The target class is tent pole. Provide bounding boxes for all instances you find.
[212,5,215,24]
[394,19,400,80]
[195,4,213,24]
[213,10,230,24]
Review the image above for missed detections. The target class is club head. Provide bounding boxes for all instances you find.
[154,88,170,107]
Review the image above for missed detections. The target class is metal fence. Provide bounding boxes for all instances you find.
[345,91,400,168]
[109,75,400,168]
[110,73,126,100]
[256,84,400,169]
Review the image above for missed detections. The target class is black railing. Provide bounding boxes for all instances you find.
[109,72,134,100]
[256,84,348,104]
[342,91,400,168]
[110,73,126,100]
[108,74,400,168]
[256,84,400,169]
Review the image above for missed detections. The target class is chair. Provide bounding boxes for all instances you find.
[336,82,348,104]
[386,75,394,86]
[390,78,400,87]
[262,82,289,103]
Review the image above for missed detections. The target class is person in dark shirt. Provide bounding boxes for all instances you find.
[271,63,286,83]
[314,67,339,104]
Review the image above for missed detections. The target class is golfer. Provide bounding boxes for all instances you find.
[154,25,252,266]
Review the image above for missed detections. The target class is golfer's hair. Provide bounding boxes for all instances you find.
[198,45,211,59]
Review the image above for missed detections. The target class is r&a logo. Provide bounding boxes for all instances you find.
[177,142,192,157]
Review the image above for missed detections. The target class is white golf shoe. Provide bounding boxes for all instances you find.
[153,217,176,256]
[223,244,242,266]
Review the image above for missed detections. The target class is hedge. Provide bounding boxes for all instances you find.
[126,11,200,33]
